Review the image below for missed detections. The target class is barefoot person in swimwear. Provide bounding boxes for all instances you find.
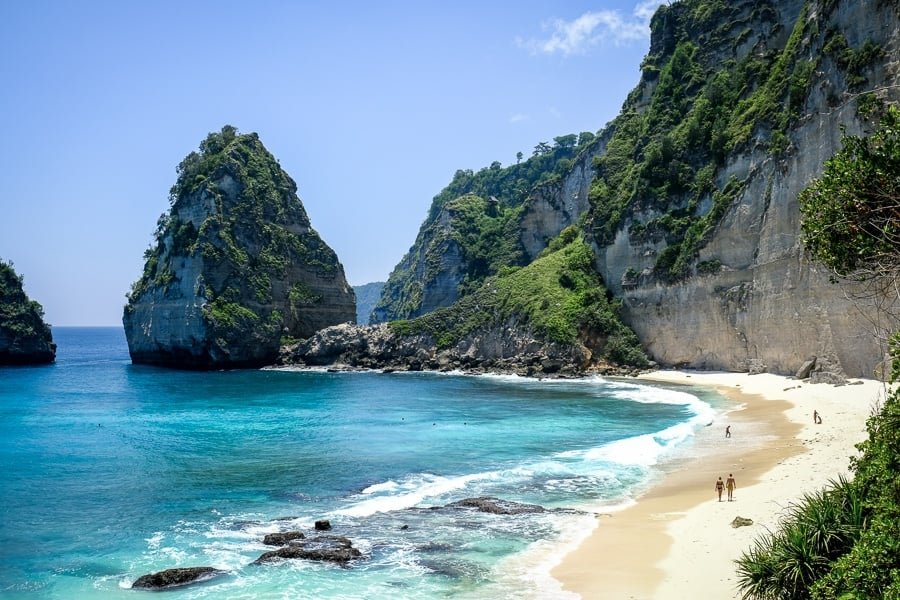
[726,473,736,501]
[715,476,725,502]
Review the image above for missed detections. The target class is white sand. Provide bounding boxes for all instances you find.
[552,370,891,599]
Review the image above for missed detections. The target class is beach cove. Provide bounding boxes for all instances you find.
[554,371,890,599]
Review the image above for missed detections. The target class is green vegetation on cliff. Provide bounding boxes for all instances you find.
[373,133,597,322]
[124,125,353,368]
[0,260,55,364]
[737,104,900,600]
[588,0,886,282]
[800,106,900,281]
[389,228,648,367]
[589,0,812,279]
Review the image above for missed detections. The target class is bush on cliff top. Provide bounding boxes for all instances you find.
[389,229,649,367]
[0,260,53,344]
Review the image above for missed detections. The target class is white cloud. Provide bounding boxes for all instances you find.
[509,113,529,124]
[519,1,669,56]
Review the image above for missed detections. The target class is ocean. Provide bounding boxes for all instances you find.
[0,327,723,599]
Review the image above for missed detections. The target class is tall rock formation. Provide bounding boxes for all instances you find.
[123,126,355,369]
[371,0,900,378]
[0,261,55,365]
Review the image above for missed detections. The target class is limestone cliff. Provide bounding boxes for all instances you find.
[585,0,900,378]
[369,0,900,379]
[352,282,384,325]
[123,126,355,369]
[0,261,55,365]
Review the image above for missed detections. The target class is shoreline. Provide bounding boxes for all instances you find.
[551,371,889,599]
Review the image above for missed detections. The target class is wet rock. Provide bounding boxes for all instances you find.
[131,566,226,589]
[253,535,361,564]
[443,496,547,515]
[262,531,305,545]
[315,519,332,531]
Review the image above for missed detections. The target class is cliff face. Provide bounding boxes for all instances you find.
[368,0,900,378]
[0,261,55,365]
[588,0,900,377]
[352,282,384,326]
[123,126,355,369]
[371,136,598,323]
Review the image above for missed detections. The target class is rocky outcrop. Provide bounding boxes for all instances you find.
[279,321,608,377]
[123,126,355,369]
[442,497,548,515]
[131,566,226,589]
[262,531,305,546]
[0,261,55,365]
[253,535,362,564]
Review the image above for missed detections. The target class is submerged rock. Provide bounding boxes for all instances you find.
[131,566,226,589]
[123,125,355,370]
[253,535,361,564]
[0,261,55,365]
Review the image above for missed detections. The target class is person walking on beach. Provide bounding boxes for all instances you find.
[726,474,736,501]
[715,476,725,502]
[814,410,823,424]
[725,425,731,438]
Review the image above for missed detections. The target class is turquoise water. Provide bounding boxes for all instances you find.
[0,328,719,599]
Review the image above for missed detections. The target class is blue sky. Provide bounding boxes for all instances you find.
[1,1,665,326]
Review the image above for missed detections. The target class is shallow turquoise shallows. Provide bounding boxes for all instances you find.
[0,327,719,599]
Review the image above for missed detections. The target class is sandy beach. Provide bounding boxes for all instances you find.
[552,371,891,599]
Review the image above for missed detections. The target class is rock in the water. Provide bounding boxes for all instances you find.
[253,535,361,564]
[262,531,305,545]
[731,516,754,528]
[314,519,332,531]
[444,497,547,515]
[0,261,55,365]
[123,125,355,370]
[131,566,226,589]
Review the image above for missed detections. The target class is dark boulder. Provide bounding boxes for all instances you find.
[444,496,547,515]
[314,519,332,531]
[262,531,305,545]
[253,535,361,564]
[131,566,226,589]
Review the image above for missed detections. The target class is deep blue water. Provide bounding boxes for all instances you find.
[0,327,719,599]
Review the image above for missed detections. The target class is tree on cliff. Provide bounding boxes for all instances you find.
[0,260,55,365]
[799,105,900,285]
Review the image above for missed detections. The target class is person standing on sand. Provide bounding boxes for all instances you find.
[715,476,725,502]
[725,425,731,438]
[726,474,736,501]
